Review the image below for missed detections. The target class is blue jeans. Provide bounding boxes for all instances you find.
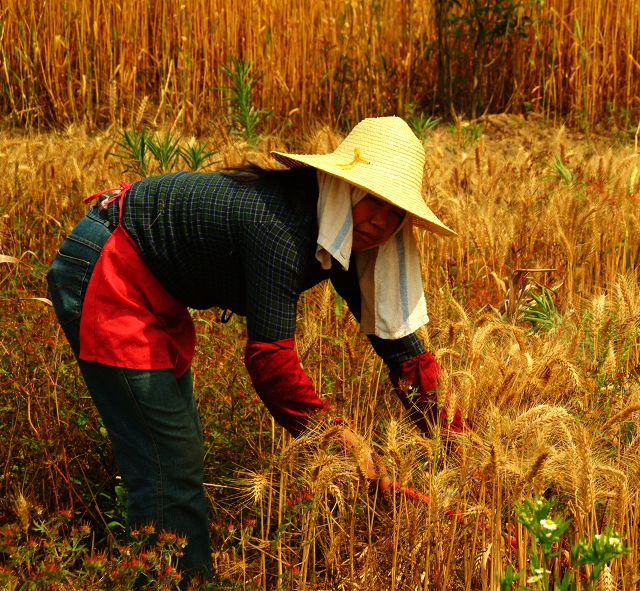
[47,207,213,583]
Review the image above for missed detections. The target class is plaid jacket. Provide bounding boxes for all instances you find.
[110,170,424,368]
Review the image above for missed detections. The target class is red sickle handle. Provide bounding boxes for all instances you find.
[387,480,431,504]
[386,481,463,521]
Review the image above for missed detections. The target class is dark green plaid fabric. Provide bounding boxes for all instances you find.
[111,171,424,366]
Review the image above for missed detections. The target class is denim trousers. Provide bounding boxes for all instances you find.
[46,206,213,583]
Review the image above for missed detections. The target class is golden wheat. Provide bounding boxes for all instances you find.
[576,425,598,527]
[1,0,639,129]
[5,118,640,588]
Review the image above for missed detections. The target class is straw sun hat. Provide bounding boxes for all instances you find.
[271,116,456,237]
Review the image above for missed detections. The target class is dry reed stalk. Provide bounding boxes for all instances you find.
[2,0,639,129]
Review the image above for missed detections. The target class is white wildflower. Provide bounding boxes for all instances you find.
[526,568,551,584]
[540,519,558,531]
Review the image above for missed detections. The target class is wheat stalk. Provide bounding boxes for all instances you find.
[133,95,149,130]
[576,425,597,522]
[599,563,614,591]
[602,403,640,432]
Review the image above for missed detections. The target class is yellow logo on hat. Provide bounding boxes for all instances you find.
[337,148,370,169]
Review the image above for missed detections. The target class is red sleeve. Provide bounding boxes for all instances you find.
[390,351,465,436]
[245,338,327,438]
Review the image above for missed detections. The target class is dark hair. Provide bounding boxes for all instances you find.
[222,162,318,201]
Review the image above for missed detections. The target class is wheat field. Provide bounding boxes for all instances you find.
[1,115,639,588]
[1,0,639,130]
[2,0,640,588]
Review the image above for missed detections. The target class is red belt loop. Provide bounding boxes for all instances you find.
[83,180,133,221]
[116,181,131,224]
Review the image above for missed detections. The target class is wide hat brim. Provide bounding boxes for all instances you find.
[271,116,456,237]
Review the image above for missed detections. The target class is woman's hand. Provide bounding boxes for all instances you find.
[337,427,433,503]
[338,427,391,492]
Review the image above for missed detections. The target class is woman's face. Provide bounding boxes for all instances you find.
[351,194,406,252]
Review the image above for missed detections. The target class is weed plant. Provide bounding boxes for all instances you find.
[405,103,442,139]
[112,129,219,176]
[1,118,639,588]
[502,496,630,590]
[0,514,190,590]
[219,58,272,147]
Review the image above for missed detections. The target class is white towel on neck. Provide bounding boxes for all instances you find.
[316,172,429,339]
